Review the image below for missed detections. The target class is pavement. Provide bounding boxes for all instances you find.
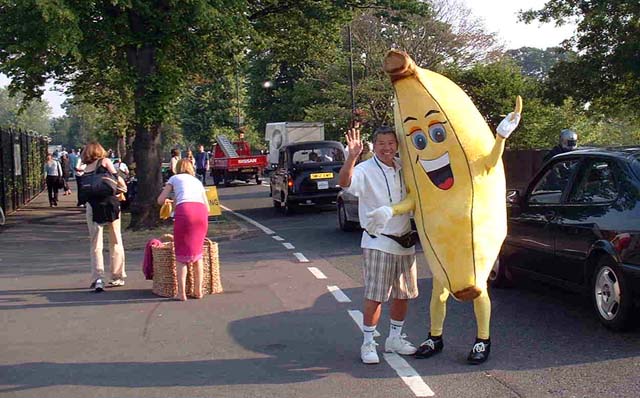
[0,185,277,398]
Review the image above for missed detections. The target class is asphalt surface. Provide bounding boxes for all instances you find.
[1,180,639,398]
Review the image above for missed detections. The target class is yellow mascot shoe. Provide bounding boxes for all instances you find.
[383,50,522,301]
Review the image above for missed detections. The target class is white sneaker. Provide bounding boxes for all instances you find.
[108,279,125,287]
[361,341,380,364]
[385,334,417,355]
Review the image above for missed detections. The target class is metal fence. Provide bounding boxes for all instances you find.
[0,128,49,215]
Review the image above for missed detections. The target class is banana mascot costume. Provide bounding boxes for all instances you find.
[368,50,522,364]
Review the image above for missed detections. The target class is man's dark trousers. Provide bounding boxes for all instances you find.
[197,169,207,185]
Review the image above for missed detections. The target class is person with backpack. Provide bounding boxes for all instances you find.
[80,142,126,292]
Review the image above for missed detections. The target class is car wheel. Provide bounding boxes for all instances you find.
[337,200,357,231]
[592,257,633,331]
[256,175,262,185]
[488,257,512,288]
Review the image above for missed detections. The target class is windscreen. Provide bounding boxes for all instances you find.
[291,146,345,165]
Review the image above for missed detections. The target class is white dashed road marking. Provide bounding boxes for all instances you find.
[219,204,435,397]
[307,266,326,279]
[327,285,351,303]
[383,353,435,397]
[220,205,274,235]
[347,310,381,337]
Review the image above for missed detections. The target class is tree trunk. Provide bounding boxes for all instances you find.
[125,128,135,165]
[125,27,161,229]
[128,122,162,230]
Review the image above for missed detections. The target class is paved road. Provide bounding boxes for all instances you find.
[1,181,639,398]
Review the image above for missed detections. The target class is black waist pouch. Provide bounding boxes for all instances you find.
[382,231,419,248]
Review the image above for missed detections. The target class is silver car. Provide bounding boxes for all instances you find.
[336,190,361,231]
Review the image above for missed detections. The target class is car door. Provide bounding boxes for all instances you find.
[271,150,287,201]
[554,158,621,284]
[507,158,580,275]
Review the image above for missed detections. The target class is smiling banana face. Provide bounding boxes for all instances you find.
[385,50,507,300]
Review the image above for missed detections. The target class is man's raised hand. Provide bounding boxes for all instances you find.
[345,123,364,159]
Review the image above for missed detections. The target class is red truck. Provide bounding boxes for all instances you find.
[210,136,267,186]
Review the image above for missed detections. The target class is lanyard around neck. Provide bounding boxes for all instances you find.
[373,156,402,204]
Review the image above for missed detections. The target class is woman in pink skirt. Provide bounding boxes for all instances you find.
[157,158,209,301]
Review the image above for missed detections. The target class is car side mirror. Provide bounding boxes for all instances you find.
[506,189,522,205]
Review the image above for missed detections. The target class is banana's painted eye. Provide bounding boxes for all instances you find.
[429,123,447,143]
[411,130,428,150]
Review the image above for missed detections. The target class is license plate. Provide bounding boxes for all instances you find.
[310,172,333,180]
[241,168,254,173]
[317,180,329,190]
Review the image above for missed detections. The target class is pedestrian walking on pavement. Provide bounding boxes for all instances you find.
[157,158,209,301]
[194,144,210,185]
[43,153,64,207]
[74,151,87,207]
[338,124,419,364]
[59,153,72,196]
[186,150,195,166]
[81,142,126,292]
[169,148,180,177]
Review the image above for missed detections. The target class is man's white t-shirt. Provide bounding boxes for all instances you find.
[167,174,207,206]
[344,156,414,255]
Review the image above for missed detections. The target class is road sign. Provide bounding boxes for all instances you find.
[205,186,222,216]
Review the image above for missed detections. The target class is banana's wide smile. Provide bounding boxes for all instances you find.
[417,152,454,190]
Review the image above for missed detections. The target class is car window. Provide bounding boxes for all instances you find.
[292,147,344,164]
[529,159,579,204]
[569,160,619,203]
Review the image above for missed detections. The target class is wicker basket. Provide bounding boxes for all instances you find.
[151,234,223,298]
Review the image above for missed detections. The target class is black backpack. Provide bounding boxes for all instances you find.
[77,160,118,203]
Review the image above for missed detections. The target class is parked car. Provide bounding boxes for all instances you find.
[337,189,416,232]
[491,147,640,330]
[270,140,345,214]
[337,190,361,231]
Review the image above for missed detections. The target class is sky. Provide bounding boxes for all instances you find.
[461,0,576,49]
[1,0,575,119]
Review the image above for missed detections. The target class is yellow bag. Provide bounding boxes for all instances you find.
[159,201,173,220]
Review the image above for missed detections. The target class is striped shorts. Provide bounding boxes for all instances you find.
[362,249,418,303]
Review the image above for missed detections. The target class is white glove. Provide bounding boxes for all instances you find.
[496,112,521,139]
[365,206,393,235]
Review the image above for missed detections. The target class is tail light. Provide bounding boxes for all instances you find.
[612,233,632,254]
[287,176,294,188]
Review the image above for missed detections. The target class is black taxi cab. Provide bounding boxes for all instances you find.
[270,140,345,214]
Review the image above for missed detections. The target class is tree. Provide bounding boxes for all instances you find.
[178,76,237,148]
[0,88,52,134]
[506,47,574,80]
[521,1,640,111]
[1,0,424,229]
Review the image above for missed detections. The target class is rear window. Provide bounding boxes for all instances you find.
[291,146,345,165]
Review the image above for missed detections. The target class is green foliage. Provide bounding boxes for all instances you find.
[447,59,539,129]
[178,76,237,148]
[521,1,640,112]
[506,47,574,80]
[0,88,52,134]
